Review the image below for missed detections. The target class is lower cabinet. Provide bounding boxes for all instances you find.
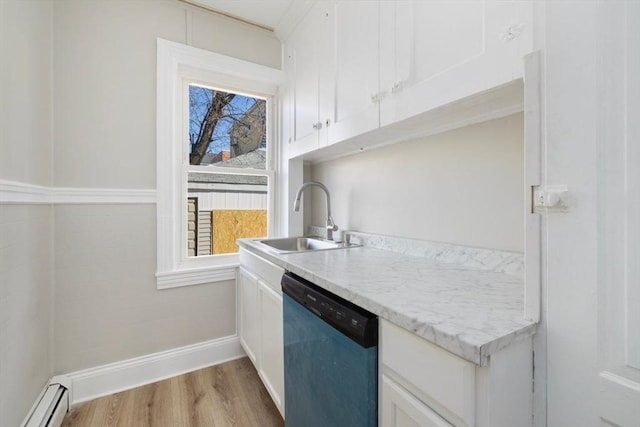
[238,267,260,364]
[380,320,533,427]
[238,250,285,418]
[382,374,453,427]
[258,279,284,411]
[239,251,533,426]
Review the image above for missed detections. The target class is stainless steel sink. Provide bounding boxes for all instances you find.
[256,236,358,254]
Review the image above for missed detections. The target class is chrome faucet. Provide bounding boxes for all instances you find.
[293,181,338,241]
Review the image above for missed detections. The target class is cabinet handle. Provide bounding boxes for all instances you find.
[371,94,379,104]
[312,122,323,130]
[391,81,402,93]
[499,23,525,42]
[325,118,331,127]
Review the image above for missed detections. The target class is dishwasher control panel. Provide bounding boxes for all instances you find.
[282,272,378,348]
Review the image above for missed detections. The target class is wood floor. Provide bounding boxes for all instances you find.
[62,357,284,427]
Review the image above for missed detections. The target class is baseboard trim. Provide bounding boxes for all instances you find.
[66,335,245,406]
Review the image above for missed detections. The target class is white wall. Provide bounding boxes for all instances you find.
[0,1,54,425]
[0,206,54,425]
[53,0,280,189]
[51,0,281,373]
[0,0,53,187]
[310,113,524,252]
[53,205,237,373]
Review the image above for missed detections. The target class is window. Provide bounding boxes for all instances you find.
[156,39,282,289]
[187,85,269,257]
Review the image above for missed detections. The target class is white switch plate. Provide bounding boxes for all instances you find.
[533,185,569,212]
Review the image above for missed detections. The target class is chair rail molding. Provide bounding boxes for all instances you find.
[0,179,156,205]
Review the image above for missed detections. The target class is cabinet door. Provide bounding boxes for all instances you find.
[380,0,533,126]
[259,280,285,416]
[328,0,379,145]
[316,1,335,150]
[381,375,453,427]
[288,2,334,157]
[238,267,260,364]
[289,15,318,156]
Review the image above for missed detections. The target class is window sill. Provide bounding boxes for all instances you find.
[156,264,238,290]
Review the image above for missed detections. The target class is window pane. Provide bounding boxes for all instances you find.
[189,85,266,169]
[187,172,268,256]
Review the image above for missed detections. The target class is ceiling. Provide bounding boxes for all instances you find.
[182,0,298,32]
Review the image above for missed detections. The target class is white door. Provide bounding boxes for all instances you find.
[542,2,640,425]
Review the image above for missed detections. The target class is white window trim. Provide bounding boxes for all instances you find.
[156,38,283,289]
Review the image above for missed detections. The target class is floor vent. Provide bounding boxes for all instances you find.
[23,376,71,427]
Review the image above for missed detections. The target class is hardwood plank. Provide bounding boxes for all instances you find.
[177,368,221,426]
[63,357,284,427]
[62,398,98,426]
[128,380,174,426]
[227,359,284,426]
[100,389,134,427]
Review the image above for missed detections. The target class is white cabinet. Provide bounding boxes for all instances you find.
[286,0,377,159]
[238,250,285,417]
[258,280,284,411]
[287,0,379,156]
[328,0,380,144]
[286,1,334,158]
[380,320,533,427]
[238,267,260,364]
[381,320,475,426]
[283,0,533,162]
[382,375,453,427]
[378,0,533,127]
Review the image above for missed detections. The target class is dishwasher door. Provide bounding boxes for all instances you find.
[282,272,377,427]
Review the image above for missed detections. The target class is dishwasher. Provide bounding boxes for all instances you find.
[281,272,378,427]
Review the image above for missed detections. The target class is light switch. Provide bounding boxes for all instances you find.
[532,185,569,212]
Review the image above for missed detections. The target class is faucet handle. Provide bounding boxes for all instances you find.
[326,216,338,231]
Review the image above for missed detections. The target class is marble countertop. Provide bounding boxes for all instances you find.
[238,232,536,366]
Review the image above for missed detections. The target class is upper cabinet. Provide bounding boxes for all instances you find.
[284,0,533,161]
[286,1,335,158]
[328,0,380,144]
[378,0,533,127]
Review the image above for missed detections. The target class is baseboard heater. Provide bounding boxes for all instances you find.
[22,376,71,427]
